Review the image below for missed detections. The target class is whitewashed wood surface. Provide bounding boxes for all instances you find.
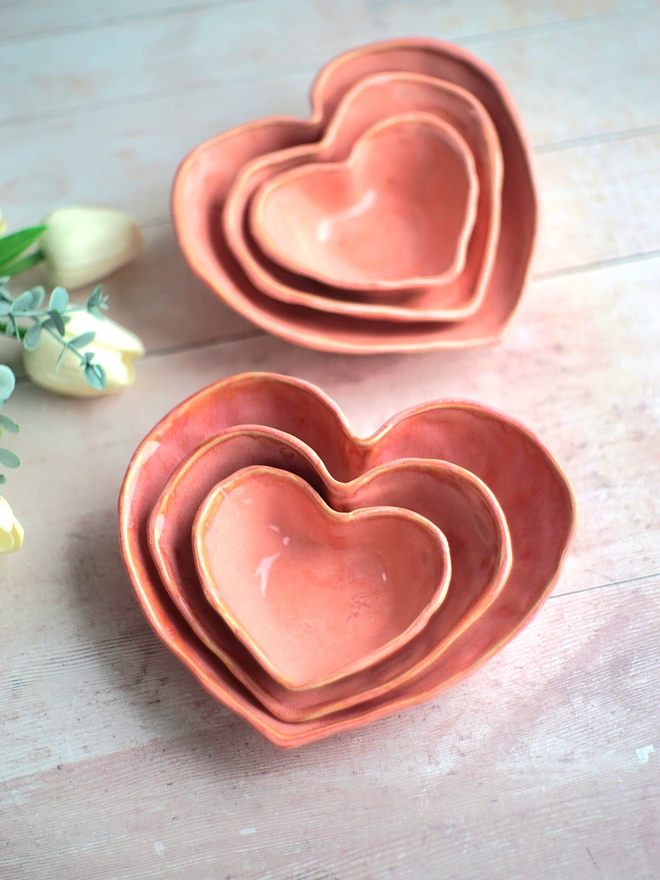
[1,2,659,878]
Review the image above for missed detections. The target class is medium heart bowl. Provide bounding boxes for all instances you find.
[147,424,511,722]
[225,70,501,323]
[119,373,576,748]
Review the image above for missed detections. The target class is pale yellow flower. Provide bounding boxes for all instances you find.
[40,206,144,290]
[0,495,23,553]
[23,310,145,398]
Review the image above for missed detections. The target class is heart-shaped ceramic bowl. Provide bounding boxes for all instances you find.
[250,111,479,293]
[149,425,509,721]
[173,38,536,352]
[225,71,500,322]
[121,373,576,747]
[192,464,452,690]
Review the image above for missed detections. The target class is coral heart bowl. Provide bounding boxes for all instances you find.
[192,465,452,690]
[119,373,577,748]
[173,38,537,352]
[250,112,479,292]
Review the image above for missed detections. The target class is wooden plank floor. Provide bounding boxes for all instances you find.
[0,2,658,878]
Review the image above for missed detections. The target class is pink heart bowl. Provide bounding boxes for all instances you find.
[225,71,500,323]
[119,373,577,748]
[148,426,509,722]
[172,38,536,353]
[250,112,479,293]
[191,465,452,690]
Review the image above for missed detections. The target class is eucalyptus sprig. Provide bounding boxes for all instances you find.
[0,280,109,390]
[0,365,20,486]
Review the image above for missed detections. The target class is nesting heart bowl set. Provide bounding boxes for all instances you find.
[171,37,537,353]
[119,373,576,748]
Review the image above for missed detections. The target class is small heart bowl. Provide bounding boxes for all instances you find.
[192,465,452,690]
[250,111,478,293]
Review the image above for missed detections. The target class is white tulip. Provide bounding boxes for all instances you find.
[40,206,144,290]
[23,310,146,398]
[0,210,6,235]
[0,495,23,553]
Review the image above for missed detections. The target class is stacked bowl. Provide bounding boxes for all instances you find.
[119,373,576,748]
[172,38,537,353]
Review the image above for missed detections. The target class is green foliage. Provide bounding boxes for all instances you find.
[0,226,47,274]
[0,366,19,483]
[0,365,15,401]
[0,283,110,391]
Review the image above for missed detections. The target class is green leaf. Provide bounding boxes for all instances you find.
[0,448,20,468]
[84,362,106,390]
[48,310,66,336]
[0,285,12,303]
[0,365,16,401]
[4,317,16,338]
[0,414,19,433]
[87,286,103,309]
[0,226,47,271]
[9,289,39,315]
[23,321,43,352]
[69,331,95,350]
[28,286,45,310]
[0,301,10,317]
[49,286,69,312]
[0,250,45,277]
[0,474,6,485]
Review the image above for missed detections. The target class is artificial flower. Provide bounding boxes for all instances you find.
[0,494,23,553]
[39,206,144,290]
[23,309,145,398]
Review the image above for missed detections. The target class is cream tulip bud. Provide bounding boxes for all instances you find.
[0,495,24,553]
[40,206,144,290]
[23,310,146,398]
[0,210,6,235]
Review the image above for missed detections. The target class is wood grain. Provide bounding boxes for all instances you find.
[1,2,658,878]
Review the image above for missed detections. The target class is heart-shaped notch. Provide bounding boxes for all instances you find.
[192,466,452,690]
[250,112,479,292]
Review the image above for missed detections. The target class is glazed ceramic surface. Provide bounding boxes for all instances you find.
[120,373,576,747]
[224,71,501,323]
[148,425,509,722]
[173,38,536,352]
[251,112,478,292]
[192,465,451,690]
